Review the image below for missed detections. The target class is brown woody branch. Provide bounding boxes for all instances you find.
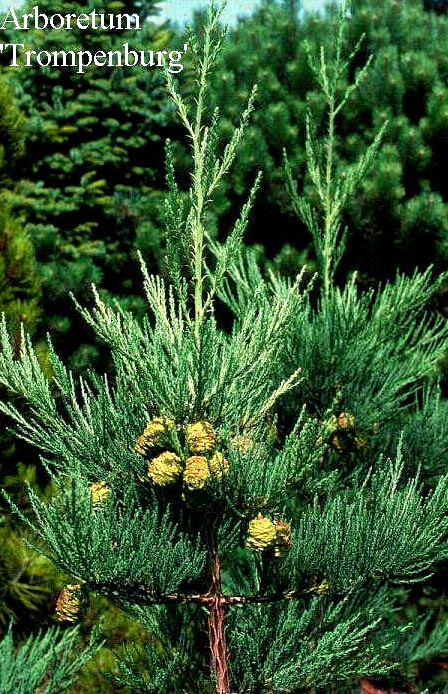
[91,581,329,606]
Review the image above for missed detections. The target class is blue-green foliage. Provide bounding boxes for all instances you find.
[0,622,102,694]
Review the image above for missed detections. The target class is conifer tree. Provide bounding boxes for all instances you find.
[2,5,448,694]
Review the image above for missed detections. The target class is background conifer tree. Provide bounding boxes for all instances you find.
[0,69,106,694]
[207,0,448,288]
[2,5,448,694]
[0,0,182,370]
[0,87,41,340]
[0,7,190,684]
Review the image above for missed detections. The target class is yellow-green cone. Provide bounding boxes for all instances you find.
[209,451,230,478]
[89,481,110,511]
[183,456,210,491]
[147,451,182,486]
[246,514,277,551]
[135,417,175,455]
[185,421,217,454]
[337,412,355,431]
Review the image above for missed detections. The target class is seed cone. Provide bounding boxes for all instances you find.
[274,519,292,557]
[246,514,277,551]
[148,451,183,486]
[89,481,110,510]
[337,412,355,431]
[209,451,230,478]
[135,417,175,455]
[55,583,86,623]
[185,421,217,454]
[183,456,210,491]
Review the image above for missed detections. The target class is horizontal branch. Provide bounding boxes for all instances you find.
[89,580,331,606]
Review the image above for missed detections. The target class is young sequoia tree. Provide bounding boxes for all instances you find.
[2,5,448,693]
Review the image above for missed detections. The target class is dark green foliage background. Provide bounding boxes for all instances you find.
[0,0,181,369]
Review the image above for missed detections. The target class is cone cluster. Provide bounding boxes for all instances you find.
[135,418,229,493]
